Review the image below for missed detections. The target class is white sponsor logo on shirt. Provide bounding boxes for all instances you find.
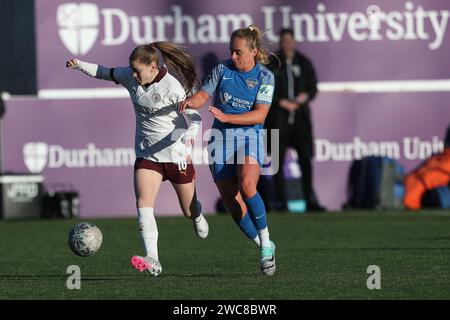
[220,92,253,109]
[220,92,232,104]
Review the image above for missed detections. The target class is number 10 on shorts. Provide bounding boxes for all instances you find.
[178,160,187,171]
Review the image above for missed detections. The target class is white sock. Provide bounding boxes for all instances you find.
[253,236,261,247]
[137,207,159,260]
[258,227,271,248]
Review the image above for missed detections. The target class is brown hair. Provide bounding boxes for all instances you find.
[129,42,197,94]
[230,25,270,65]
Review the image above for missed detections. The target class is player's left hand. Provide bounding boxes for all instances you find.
[208,106,229,123]
[185,137,195,148]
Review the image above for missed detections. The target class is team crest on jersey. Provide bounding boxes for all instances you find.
[152,93,161,103]
[246,78,258,89]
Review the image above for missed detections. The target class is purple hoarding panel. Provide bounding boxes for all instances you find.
[37,0,450,90]
[3,0,447,216]
[310,92,449,211]
[1,98,219,217]
[2,92,448,215]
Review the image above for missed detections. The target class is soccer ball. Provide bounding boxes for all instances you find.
[68,222,103,257]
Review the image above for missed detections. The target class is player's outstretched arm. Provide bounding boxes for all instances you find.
[66,58,101,78]
[66,58,117,83]
[179,90,209,112]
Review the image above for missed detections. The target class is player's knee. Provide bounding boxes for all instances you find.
[240,177,257,198]
[136,198,153,208]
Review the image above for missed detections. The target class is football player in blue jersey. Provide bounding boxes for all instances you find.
[180,25,276,275]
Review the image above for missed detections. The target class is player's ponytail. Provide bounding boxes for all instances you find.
[231,25,271,65]
[129,42,197,94]
[152,42,198,94]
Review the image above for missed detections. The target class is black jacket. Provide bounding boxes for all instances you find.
[266,51,318,157]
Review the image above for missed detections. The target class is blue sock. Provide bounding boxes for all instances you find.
[236,212,258,240]
[244,192,267,230]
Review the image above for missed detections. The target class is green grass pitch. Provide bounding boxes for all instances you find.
[1,211,450,299]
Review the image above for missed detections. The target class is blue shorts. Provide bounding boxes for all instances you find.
[208,129,266,182]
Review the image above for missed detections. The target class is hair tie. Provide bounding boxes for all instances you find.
[150,44,165,68]
[248,25,257,32]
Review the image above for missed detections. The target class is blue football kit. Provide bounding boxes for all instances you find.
[200,60,275,181]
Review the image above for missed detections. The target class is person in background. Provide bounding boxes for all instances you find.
[266,28,326,212]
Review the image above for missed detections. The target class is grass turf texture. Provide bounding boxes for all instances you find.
[1,211,450,299]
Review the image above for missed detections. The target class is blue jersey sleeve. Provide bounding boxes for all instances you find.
[200,63,224,96]
[255,70,275,105]
[95,65,132,88]
[112,67,134,89]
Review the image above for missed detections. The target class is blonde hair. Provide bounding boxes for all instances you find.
[230,25,270,65]
[129,42,197,94]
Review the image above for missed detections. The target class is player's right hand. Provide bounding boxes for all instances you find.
[185,137,195,148]
[66,59,78,68]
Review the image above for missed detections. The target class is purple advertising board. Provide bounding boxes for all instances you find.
[2,0,449,216]
[36,0,450,90]
[0,97,219,217]
[2,92,448,215]
[310,92,450,210]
